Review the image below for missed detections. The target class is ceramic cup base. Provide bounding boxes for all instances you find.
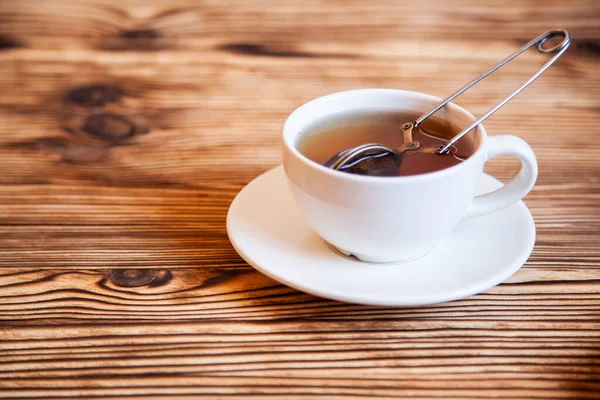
[326,242,434,265]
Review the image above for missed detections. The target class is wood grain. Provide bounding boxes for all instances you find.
[0,0,599,398]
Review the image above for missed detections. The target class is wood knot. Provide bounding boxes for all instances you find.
[0,35,24,51]
[217,42,358,59]
[66,85,122,107]
[573,39,600,59]
[219,42,318,58]
[109,269,157,287]
[120,29,162,40]
[98,28,167,51]
[83,113,148,141]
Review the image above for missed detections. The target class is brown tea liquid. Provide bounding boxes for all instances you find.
[296,111,476,176]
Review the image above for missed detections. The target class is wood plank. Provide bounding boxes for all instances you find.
[0,0,599,398]
[0,267,599,324]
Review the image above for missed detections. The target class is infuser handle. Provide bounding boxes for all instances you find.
[413,29,571,154]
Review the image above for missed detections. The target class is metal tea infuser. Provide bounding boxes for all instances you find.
[328,29,571,173]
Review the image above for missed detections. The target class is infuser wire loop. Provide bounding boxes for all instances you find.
[414,29,571,154]
[328,29,571,171]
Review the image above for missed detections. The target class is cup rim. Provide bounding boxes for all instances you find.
[283,88,488,184]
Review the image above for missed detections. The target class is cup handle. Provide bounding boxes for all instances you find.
[465,135,538,218]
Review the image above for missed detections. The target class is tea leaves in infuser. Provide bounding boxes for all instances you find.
[335,149,403,177]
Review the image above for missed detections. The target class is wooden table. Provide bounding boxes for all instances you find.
[1,0,599,398]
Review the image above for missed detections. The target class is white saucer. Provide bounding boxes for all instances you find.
[227,166,535,306]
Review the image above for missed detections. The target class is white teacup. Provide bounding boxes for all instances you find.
[283,89,538,263]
